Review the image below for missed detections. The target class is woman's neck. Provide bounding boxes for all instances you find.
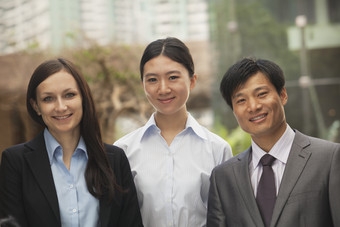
[50,130,80,169]
[154,109,188,146]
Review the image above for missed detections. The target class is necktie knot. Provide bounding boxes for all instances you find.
[260,154,276,166]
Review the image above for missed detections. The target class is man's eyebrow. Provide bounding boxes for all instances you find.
[232,92,244,100]
[254,86,269,91]
[232,85,269,99]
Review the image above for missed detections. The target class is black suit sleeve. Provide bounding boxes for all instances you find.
[105,144,143,227]
[0,147,29,227]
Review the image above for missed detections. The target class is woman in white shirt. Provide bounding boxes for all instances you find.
[114,37,233,227]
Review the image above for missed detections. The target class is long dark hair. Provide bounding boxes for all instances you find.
[26,58,118,201]
[139,37,195,80]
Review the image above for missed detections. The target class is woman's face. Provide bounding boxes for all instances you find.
[142,55,196,116]
[31,71,83,138]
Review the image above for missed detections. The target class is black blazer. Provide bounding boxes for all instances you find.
[0,132,143,227]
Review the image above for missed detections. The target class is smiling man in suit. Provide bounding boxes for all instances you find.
[207,57,340,227]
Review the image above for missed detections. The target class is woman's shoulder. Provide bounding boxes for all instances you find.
[196,124,229,144]
[1,143,26,161]
[104,143,125,156]
[113,127,145,148]
[104,143,132,163]
[103,144,131,177]
[1,132,45,158]
[193,124,232,158]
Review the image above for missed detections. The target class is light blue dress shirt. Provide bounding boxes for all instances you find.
[44,129,99,227]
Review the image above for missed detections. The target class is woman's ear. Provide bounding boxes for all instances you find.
[190,74,197,90]
[30,99,41,115]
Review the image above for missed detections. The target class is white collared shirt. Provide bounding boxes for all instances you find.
[114,113,232,227]
[249,124,295,196]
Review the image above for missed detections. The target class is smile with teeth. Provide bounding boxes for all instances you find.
[250,114,267,122]
[54,114,72,120]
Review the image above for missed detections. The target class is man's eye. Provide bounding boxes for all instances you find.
[236,99,245,104]
[258,92,268,97]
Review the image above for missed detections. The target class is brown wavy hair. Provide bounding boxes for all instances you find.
[26,58,118,201]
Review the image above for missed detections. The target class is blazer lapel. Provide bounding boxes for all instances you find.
[234,148,264,226]
[271,131,311,227]
[24,132,61,225]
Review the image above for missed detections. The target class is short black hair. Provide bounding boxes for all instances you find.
[220,57,285,109]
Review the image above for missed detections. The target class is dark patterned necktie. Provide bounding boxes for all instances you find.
[256,154,276,227]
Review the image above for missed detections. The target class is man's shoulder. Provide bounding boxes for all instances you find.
[213,148,250,172]
[294,130,340,151]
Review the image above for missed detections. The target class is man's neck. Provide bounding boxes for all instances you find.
[251,122,287,152]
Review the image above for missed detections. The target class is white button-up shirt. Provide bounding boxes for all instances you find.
[249,124,295,196]
[114,113,232,227]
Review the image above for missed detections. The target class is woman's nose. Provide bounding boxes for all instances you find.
[158,79,171,94]
[55,98,67,112]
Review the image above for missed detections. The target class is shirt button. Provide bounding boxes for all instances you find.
[72,208,77,213]
[69,184,74,189]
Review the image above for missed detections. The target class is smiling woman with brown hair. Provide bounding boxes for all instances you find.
[0,58,143,227]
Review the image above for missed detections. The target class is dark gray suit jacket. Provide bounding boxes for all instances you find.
[207,130,340,227]
[0,132,143,227]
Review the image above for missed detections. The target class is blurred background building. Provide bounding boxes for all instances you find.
[0,0,210,54]
[0,0,339,153]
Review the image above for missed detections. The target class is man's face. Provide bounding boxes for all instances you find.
[231,72,288,141]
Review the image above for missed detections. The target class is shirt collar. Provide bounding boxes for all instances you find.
[44,128,87,165]
[251,124,295,170]
[140,112,208,142]
[185,113,208,140]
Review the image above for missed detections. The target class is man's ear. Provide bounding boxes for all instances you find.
[30,99,41,115]
[280,87,288,106]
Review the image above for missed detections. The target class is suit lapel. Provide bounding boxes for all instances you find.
[234,148,264,226]
[271,131,311,226]
[24,132,61,225]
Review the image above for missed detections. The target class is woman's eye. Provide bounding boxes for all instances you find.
[169,75,178,80]
[65,93,76,98]
[147,78,157,82]
[42,96,53,102]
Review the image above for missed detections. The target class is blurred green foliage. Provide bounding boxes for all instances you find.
[213,116,251,156]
